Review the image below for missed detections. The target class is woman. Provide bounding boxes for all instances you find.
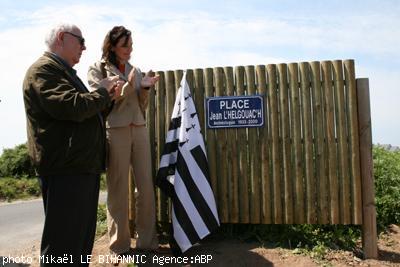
[87,26,159,255]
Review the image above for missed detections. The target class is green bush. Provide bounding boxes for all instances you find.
[0,143,36,178]
[0,177,41,201]
[96,204,108,238]
[373,145,400,229]
[100,173,107,191]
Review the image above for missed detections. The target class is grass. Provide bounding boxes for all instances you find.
[207,223,362,262]
[155,222,362,262]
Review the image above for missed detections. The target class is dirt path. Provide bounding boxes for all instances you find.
[2,225,400,266]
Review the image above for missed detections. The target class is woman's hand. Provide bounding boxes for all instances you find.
[141,70,160,89]
[113,79,125,98]
[128,68,136,85]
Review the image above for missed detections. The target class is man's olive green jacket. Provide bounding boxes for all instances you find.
[23,52,112,176]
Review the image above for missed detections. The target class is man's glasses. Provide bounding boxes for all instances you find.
[64,32,85,46]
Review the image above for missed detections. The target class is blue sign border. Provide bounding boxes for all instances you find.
[205,95,265,129]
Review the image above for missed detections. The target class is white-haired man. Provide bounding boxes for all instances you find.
[22,23,123,266]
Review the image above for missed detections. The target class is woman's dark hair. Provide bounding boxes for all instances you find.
[102,26,131,67]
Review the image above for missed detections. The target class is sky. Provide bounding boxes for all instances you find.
[0,0,399,153]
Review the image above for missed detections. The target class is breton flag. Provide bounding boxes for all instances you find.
[156,72,220,255]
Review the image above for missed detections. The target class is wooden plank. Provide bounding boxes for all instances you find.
[310,61,328,224]
[204,68,219,201]
[300,62,316,223]
[166,71,176,122]
[214,67,229,223]
[224,66,239,223]
[277,63,293,224]
[246,65,261,223]
[165,70,176,222]
[148,71,156,182]
[321,61,339,224]
[235,66,250,223]
[356,78,378,259]
[333,60,351,224]
[186,70,194,116]
[267,64,282,224]
[344,59,363,225]
[288,63,304,224]
[186,69,194,89]
[155,71,168,222]
[174,68,184,222]
[256,65,271,224]
[174,70,183,91]
[194,69,206,132]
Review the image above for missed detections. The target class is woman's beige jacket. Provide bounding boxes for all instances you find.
[88,59,149,128]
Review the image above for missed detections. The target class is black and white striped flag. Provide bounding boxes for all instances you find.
[156,72,220,255]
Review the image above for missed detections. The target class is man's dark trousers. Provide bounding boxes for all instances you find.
[39,174,100,266]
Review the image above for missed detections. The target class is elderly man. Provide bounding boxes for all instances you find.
[22,23,122,266]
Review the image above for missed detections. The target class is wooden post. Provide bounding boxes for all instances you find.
[246,65,261,224]
[344,60,363,224]
[156,71,168,222]
[310,61,328,224]
[204,68,219,202]
[321,61,339,224]
[224,66,240,223]
[278,63,293,224]
[214,67,229,223]
[193,69,205,132]
[300,62,316,224]
[288,62,304,224]
[256,65,272,224]
[267,64,282,224]
[356,78,378,259]
[333,60,351,224]
[165,70,176,222]
[235,66,250,223]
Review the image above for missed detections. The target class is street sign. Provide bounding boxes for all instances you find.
[205,95,264,129]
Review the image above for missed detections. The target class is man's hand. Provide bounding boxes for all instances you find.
[99,76,124,100]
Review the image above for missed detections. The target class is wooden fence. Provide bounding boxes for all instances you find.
[129,59,377,258]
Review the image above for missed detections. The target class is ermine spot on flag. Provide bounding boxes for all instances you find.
[156,72,220,255]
